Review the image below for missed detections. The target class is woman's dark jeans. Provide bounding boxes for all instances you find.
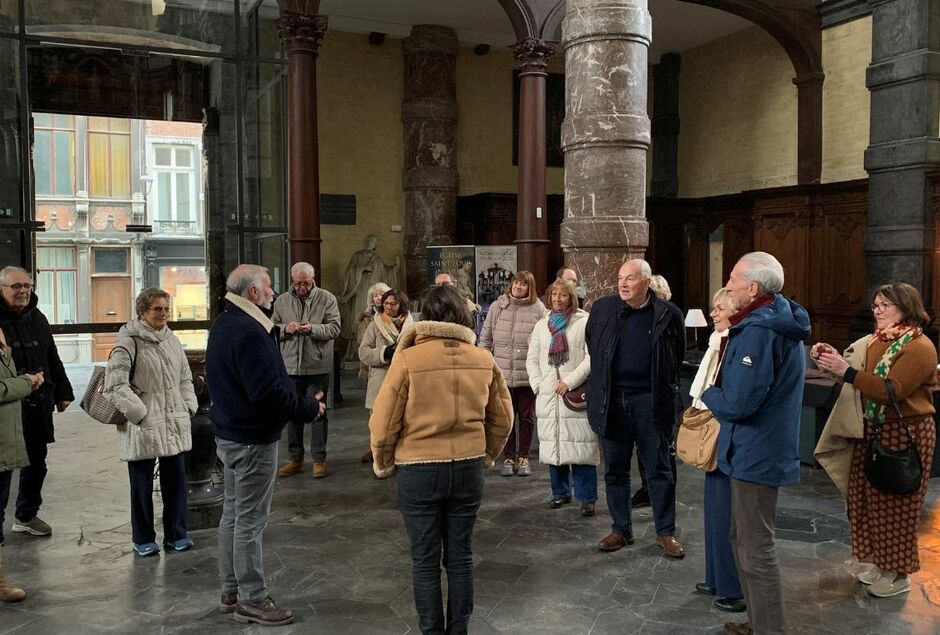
[397,459,484,635]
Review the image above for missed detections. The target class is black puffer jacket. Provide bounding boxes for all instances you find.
[0,293,74,443]
[584,290,685,444]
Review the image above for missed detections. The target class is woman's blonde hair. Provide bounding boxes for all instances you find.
[650,275,672,301]
[544,278,577,311]
[366,282,392,309]
[504,271,539,305]
[712,287,735,311]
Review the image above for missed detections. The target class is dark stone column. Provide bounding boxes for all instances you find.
[401,26,459,295]
[560,0,651,304]
[650,52,680,198]
[512,38,556,289]
[794,71,824,185]
[864,0,940,298]
[278,5,327,280]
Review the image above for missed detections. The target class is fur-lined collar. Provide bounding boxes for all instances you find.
[225,292,274,333]
[397,320,476,351]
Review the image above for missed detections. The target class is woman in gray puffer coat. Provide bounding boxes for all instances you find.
[479,271,546,477]
[105,288,198,558]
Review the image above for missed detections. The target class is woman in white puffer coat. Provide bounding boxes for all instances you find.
[105,287,198,558]
[526,277,598,516]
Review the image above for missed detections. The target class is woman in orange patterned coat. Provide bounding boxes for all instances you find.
[815,283,937,598]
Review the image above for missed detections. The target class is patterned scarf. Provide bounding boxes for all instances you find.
[863,323,921,423]
[547,307,575,367]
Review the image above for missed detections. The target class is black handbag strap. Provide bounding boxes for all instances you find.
[879,378,916,445]
[109,339,138,384]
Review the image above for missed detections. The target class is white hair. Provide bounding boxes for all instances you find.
[226,265,269,298]
[738,251,784,295]
[290,262,315,277]
[0,266,32,286]
[624,259,652,279]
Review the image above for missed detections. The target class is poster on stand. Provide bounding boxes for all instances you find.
[475,246,517,332]
[426,245,476,302]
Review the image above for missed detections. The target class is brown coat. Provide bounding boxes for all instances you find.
[478,295,546,388]
[369,320,514,478]
[852,333,937,416]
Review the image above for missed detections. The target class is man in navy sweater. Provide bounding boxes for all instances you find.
[585,259,686,558]
[207,264,324,626]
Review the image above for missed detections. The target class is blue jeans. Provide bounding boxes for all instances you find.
[397,459,484,635]
[127,454,188,545]
[601,391,676,536]
[216,438,278,604]
[704,469,742,599]
[0,469,10,544]
[548,464,597,502]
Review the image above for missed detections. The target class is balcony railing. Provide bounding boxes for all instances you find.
[153,220,199,235]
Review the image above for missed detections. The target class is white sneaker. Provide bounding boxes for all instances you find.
[500,459,515,477]
[857,566,882,585]
[866,574,910,598]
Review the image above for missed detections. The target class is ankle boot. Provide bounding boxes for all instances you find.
[0,544,26,602]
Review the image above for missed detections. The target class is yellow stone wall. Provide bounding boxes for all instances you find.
[821,17,871,183]
[678,26,799,197]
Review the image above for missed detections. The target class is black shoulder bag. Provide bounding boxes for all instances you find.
[864,378,923,495]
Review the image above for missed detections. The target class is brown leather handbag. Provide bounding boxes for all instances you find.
[555,367,587,411]
[676,406,720,472]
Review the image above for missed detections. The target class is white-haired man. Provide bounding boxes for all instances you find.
[702,252,809,635]
[584,259,686,558]
[207,264,325,626]
[273,262,341,479]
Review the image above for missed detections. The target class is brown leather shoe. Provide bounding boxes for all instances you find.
[277,459,303,478]
[598,531,634,552]
[656,535,685,558]
[724,622,753,635]
[361,449,373,463]
[312,462,327,478]
[234,596,293,626]
[219,592,237,613]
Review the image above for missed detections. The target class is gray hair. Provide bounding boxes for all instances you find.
[625,259,652,279]
[0,266,32,286]
[136,287,171,318]
[290,262,315,278]
[226,265,269,298]
[738,251,784,295]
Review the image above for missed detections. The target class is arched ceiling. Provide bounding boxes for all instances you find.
[315,0,753,63]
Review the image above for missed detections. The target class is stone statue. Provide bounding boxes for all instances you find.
[339,235,400,360]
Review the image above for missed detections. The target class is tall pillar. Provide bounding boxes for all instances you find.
[512,38,556,289]
[864,0,940,299]
[277,4,327,280]
[401,25,459,295]
[650,52,680,198]
[794,71,824,185]
[560,0,651,304]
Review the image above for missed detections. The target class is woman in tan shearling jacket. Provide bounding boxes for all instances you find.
[478,270,545,476]
[105,288,198,558]
[369,285,512,635]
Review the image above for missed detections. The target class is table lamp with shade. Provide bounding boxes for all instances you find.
[685,308,708,349]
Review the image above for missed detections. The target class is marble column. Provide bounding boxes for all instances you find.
[278,4,327,280]
[650,52,680,198]
[560,0,651,304]
[864,0,940,299]
[512,38,556,289]
[401,25,459,295]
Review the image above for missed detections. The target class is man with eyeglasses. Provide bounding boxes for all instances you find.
[0,266,74,540]
[272,262,341,479]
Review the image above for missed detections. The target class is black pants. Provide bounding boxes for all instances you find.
[15,421,48,523]
[286,374,330,462]
[128,454,188,545]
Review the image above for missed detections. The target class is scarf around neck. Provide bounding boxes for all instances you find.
[864,324,920,422]
[547,306,575,367]
[728,294,774,327]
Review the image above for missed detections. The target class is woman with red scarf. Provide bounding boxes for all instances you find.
[526,278,598,515]
[815,283,937,599]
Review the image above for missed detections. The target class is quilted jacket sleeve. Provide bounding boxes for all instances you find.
[105,340,147,424]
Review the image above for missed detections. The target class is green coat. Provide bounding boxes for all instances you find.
[0,346,33,472]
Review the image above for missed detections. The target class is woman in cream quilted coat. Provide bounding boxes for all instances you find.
[105,287,198,557]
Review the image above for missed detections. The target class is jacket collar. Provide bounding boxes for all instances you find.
[0,291,38,321]
[225,292,274,333]
[397,320,476,351]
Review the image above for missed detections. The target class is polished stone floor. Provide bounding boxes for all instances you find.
[1,374,939,634]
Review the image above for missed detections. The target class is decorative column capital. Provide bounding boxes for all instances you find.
[277,12,328,54]
[511,38,557,76]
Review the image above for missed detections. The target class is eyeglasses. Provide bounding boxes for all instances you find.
[870,302,896,313]
[149,306,171,313]
[2,283,32,291]
[292,281,313,288]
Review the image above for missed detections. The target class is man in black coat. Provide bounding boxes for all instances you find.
[0,266,74,538]
[585,259,686,558]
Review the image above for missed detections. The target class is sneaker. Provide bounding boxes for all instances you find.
[163,537,194,552]
[500,459,515,477]
[857,566,882,585]
[516,457,531,476]
[866,574,910,598]
[12,516,52,537]
[219,592,237,614]
[133,542,160,557]
[234,596,294,626]
[312,462,327,478]
[277,459,304,478]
